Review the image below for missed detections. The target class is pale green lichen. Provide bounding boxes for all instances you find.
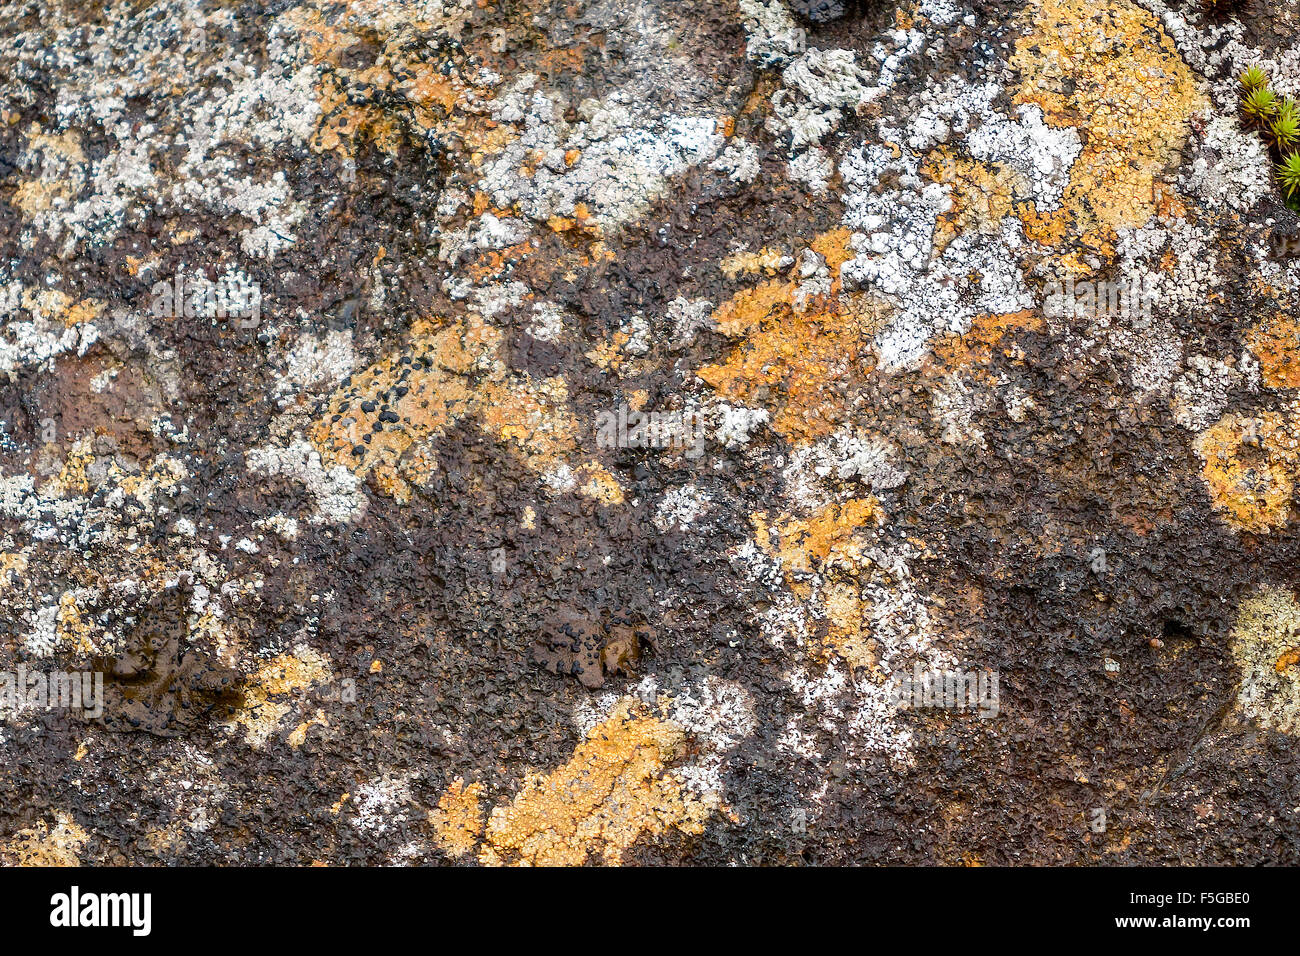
[1231,587,1300,735]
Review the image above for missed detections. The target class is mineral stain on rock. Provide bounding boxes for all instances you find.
[92,588,246,738]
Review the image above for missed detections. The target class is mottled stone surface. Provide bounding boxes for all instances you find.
[0,0,1298,865]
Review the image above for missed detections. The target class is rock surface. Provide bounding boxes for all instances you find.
[0,0,1297,865]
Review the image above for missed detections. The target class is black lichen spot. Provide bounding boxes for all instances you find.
[789,0,850,23]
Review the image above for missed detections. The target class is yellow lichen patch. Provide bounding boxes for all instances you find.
[309,315,622,503]
[479,701,715,866]
[1195,410,1300,533]
[428,778,484,859]
[753,498,883,577]
[720,246,787,281]
[1230,586,1300,734]
[753,499,890,667]
[43,443,187,512]
[55,592,98,656]
[576,463,626,505]
[10,126,85,222]
[12,177,73,222]
[45,437,95,498]
[1247,313,1300,390]
[231,645,334,747]
[927,151,1031,250]
[1011,0,1206,245]
[585,328,633,372]
[287,710,329,748]
[0,812,88,866]
[0,552,27,589]
[16,289,102,328]
[822,577,879,673]
[62,298,100,326]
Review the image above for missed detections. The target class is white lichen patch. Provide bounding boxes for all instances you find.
[781,427,907,510]
[13,3,321,260]
[282,329,358,395]
[245,438,366,525]
[478,86,724,230]
[654,484,711,532]
[1170,354,1258,432]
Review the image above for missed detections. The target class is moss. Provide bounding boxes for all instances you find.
[1239,65,1268,92]
[1278,151,1300,200]
[1242,86,1278,125]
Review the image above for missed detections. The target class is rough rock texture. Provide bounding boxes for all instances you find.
[0,0,1297,865]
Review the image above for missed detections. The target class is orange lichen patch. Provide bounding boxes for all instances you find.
[428,778,484,859]
[13,177,69,223]
[1010,0,1206,246]
[1246,313,1300,390]
[309,315,622,503]
[710,277,792,336]
[60,298,102,327]
[810,228,855,290]
[700,308,866,443]
[478,701,715,866]
[313,72,403,155]
[21,125,84,166]
[465,240,535,284]
[927,308,1044,382]
[310,317,492,497]
[479,374,576,467]
[1195,410,1300,533]
[0,812,88,866]
[286,4,504,162]
[1276,647,1300,675]
[700,295,885,445]
[231,645,334,747]
[700,229,886,445]
[401,63,463,114]
[19,289,103,327]
[535,45,588,81]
